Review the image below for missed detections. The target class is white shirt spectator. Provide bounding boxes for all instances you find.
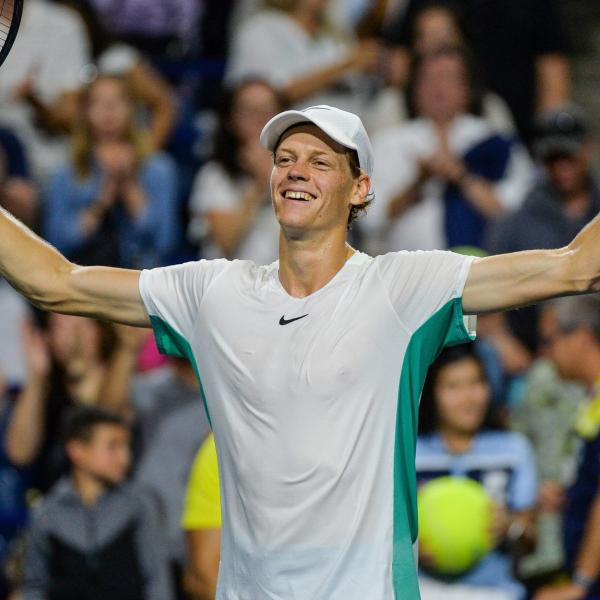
[188,161,280,265]
[0,0,90,180]
[367,89,517,137]
[0,279,29,387]
[362,114,533,254]
[226,9,370,116]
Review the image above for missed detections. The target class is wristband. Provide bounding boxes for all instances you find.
[573,570,594,592]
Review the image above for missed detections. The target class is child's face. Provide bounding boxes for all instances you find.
[434,358,490,436]
[70,424,131,485]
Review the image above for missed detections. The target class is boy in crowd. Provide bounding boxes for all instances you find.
[21,406,173,600]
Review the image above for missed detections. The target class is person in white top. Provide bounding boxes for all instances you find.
[188,80,282,264]
[362,46,533,255]
[226,0,383,118]
[0,0,91,181]
[0,105,598,599]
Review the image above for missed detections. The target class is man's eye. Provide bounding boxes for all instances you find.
[277,156,292,165]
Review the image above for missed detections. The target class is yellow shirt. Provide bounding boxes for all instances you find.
[182,433,221,530]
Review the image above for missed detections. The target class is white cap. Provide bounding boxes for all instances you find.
[260,105,374,178]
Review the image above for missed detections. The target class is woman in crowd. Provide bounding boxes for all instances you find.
[225,0,383,118]
[417,344,537,599]
[188,79,282,264]
[44,75,178,269]
[362,45,533,253]
[61,0,178,151]
[369,1,515,134]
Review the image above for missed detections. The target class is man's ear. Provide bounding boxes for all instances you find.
[350,173,371,207]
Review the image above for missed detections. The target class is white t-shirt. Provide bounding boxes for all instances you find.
[188,161,280,265]
[0,0,91,180]
[361,115,533,255]
[139,249,476,599]
[226,10,369,117]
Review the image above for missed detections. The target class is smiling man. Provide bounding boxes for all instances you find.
[2,105,600,599]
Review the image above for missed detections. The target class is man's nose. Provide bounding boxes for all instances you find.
[287,160,310,181]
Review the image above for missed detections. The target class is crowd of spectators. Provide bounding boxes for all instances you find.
[0,1,598,599]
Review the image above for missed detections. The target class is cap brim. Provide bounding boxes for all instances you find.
[534,136,583,159]
[260,110,359,155]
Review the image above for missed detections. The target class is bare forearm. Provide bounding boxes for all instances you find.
[5,379,46,467]
[0,206,74,309]
[536,54,571,112]
[460,175,505,218]
[99,347,136,419]
[463,210,600,313]
[0,207,148,325]
[183,568,217,600]
[208,186,264,257]
[574,495,600,582]
[282,58,354,105]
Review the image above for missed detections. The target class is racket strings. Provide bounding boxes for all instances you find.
[0,0,15,46]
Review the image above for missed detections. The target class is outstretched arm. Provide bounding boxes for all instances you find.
[463,211,600,314]
[0,207,149,326]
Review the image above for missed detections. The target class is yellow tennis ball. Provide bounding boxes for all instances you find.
[418,476,494,575]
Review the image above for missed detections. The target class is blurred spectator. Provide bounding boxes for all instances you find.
[417,344,537,599]
[86,0,203,55]
[511,356,585,580]
[44,76,178,269]
[362,46,533,254]
[534,296,600,600]
[0,127,39,228]
[368,2,515,135]
[61,0,178,151]
[188,79,281,263]
[5,315,116,494]
[20,405,173,600]
[181,434,220,600]
[0,376,31,600]
[383,0,571,145]
[0,0,91,181]
[486,106,600,353]
[99,327,211,595]
[226,0,383,118]
[0,281,30,389]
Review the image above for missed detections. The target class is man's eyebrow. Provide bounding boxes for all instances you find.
[275,146,335,159]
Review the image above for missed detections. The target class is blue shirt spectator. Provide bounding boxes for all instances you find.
[417,344,538,600]
[417,432,537,598]
[43,75,178,269]
[45,154,177,269]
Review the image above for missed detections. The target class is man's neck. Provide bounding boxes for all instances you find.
[72,470,107,507]
[278,229,355,298]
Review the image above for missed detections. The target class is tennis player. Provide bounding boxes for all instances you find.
[1,105,598,599]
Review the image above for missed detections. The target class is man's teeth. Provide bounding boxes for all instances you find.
[284,191,314,201]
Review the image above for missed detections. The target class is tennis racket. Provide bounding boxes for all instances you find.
[0,0,22,68]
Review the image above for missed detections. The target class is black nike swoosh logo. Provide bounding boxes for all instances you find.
[279,314,309,326]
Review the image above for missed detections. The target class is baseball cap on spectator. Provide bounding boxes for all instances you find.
[260,105,374,178]
[533,105,592,160]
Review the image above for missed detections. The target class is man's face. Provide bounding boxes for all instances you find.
[540,307,585,381]
[415,55,470,123]
[544,146,591,197]
[68,424,131,486]
[270,124,367,236]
